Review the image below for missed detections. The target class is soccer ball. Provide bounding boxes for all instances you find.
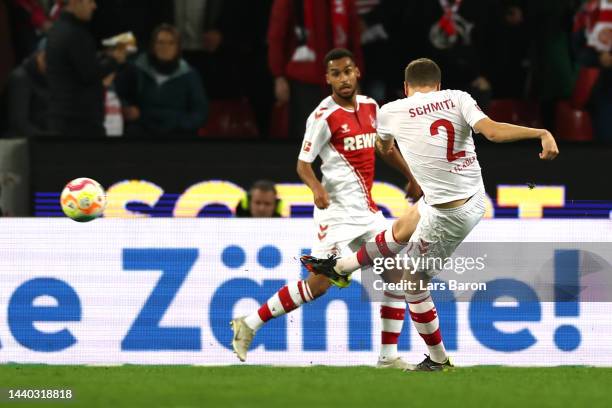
[60,178,107,222]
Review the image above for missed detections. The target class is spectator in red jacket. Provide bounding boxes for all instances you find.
[268,0,363,139]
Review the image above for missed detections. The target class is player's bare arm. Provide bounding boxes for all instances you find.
[296,159,330,209]
[474,118,559,160]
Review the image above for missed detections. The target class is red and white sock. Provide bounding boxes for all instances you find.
[379,290,406,362]
[336,229,406,274]
[244,280,314,331]
[408,295,448,363]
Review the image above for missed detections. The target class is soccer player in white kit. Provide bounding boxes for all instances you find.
[231,48,422,369]
[302,57,559,371]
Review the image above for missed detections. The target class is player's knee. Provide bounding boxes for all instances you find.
[393,220,411,243]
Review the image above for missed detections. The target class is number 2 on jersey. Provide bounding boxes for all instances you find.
[430,119,465,162]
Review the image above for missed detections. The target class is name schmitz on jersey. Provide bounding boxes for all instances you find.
[298,95,381,225]
[409,99,456,117]
[377,89,488,205]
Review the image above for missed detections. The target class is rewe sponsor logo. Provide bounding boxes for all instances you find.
[344,133,376,151]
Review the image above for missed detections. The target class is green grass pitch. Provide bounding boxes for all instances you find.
[1,365,611,408]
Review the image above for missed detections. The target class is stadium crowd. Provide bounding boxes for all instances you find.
[0,0,610,142]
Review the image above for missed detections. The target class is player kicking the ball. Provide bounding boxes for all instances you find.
[302,58,559,371]
[231,48,424,369]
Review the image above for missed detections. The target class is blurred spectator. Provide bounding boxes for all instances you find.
[483,0,531,98]
[208,0,274,136]
[173,0,224,98]
[573,0,612,143]
[89,0,172,50]
[6,45,49,137]
[46,0,126,138]
[268,0,363,139]
[397,0,492,108]
[0,0,16,109]
[49,0,65,21]
[357,0,405,103]
[115,23,208,137]
[103,72,122,137]
[8,0,52,62]
[590,51,612,143]
[235,180,283,218]
[526,0,578,129]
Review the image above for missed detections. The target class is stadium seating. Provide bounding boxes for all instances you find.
[269,103,289,139]
[571,67,600,109]
[198,98,259,138]
[487,99,543,128]
[555,100,593,141]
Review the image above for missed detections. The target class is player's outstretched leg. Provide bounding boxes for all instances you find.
[231,274,330,361]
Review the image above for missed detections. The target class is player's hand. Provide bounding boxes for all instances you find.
[404,179,423,202]
[539,131,559,160]
[599,51,612,68]
[313,186,330,209]
[275,77,290,105]
[102,73,115,88]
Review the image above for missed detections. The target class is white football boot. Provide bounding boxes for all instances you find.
[376,357,415,371]
[376,356,415,370]
[230,316,255,362]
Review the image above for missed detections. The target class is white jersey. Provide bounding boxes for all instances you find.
[377,89,488,205]
[298,95,381,227]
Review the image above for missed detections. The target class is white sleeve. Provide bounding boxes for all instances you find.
[376,104,395,141]
[297,112,332,163]
[458,91,488,128]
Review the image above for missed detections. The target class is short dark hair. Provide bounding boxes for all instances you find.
[324,48,355,68]
[250,180,277,195]
[404,58,442,87]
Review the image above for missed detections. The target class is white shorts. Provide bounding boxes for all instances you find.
[408,188,486,276]
[310,211,390,258]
